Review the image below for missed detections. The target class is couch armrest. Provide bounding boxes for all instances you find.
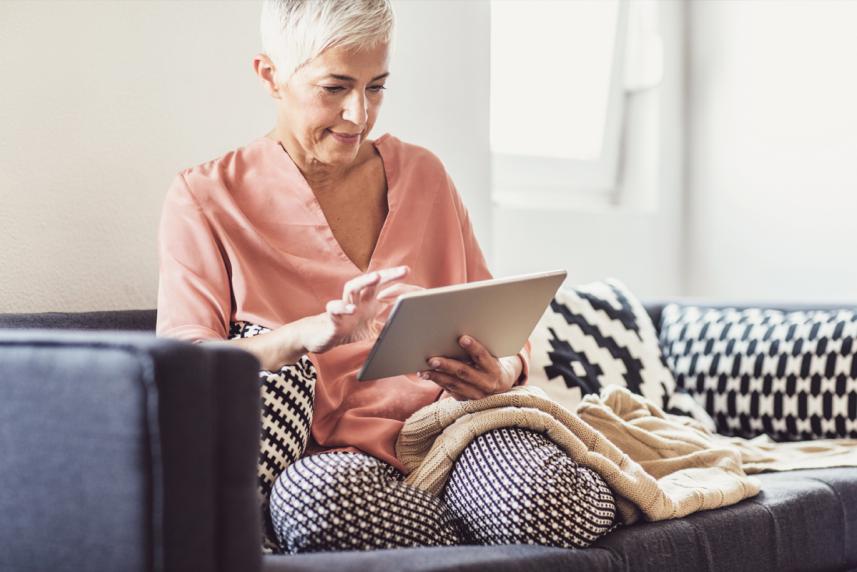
[0,329,262,572]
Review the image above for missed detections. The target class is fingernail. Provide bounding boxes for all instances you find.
[418,371,429,379]
[429,359,440,368]
[461,336,471,346]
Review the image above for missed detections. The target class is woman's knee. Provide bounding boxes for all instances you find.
[444,427,617,548]
[270,452,460,553]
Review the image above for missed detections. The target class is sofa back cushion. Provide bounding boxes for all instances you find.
[660,303,857,440]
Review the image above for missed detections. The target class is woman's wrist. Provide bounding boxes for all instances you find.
[498,355,522,391]
[228,318,310,371]
[273,316,311,367]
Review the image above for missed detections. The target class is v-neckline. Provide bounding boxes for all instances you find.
[264,133,397,275]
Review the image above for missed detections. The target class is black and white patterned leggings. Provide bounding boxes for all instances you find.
[269,427,617,554]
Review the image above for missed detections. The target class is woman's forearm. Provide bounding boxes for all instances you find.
[223,317,310,371]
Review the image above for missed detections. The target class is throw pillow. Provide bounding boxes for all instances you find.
[229,320,317,554]
[528,278,715,430]
[659,304,857,440]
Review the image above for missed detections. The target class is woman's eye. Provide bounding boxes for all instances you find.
[321,85,385,94]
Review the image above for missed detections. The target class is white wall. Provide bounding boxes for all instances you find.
[0,0,491,312]
[686,0,857,303]
[492,2,686,301]
[9,0,852,313]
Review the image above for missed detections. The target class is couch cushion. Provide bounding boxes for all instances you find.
[229,319,317,553]
[261,468,857,572]
[660,304,857,440]
[592,467,857,572]
[527,279,714,429]
[263,544,619,572]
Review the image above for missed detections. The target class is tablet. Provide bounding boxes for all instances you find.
[356,269,567,381]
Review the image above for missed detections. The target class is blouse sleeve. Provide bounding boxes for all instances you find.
[156,173,231,343]
[445,171,532,385]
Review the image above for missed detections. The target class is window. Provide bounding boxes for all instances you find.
[490,0,663,207]
[491,0,621,161]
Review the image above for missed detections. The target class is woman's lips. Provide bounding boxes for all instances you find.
[328,129,361,144]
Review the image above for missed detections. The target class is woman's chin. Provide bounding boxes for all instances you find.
[324,141,361,160]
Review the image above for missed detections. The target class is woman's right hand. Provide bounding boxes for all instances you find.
[299,265,422,354]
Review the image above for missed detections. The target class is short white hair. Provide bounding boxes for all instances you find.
[260,0,395,85]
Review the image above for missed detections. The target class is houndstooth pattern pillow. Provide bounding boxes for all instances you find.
[528,278,715,430]
[659,304,857,440]
[228,320,316,554]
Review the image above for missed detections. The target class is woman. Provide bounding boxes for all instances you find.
[157,0,616,554]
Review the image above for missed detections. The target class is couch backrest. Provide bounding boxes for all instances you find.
[3,302,856,337]
[0,309,157,331]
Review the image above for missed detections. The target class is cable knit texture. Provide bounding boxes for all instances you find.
[397,385,857,525]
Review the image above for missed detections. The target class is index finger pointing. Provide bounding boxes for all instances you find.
[342,272,381,302]
[375,265,410,286]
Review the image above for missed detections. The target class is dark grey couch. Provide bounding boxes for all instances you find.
[1,303,856,572]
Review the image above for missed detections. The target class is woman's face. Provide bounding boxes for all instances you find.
[275,42,389,169]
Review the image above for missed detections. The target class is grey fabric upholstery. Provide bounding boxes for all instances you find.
[2,302,856,572]
[0,328,261,572]
[0,309,157,331]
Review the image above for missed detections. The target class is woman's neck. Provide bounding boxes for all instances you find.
[266,128,370,191]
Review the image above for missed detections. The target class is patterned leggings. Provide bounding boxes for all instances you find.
[269,427,617,554]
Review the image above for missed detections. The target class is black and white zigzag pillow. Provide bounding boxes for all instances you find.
[229,320,316,554]
[659,305,857,441]
[528,278,715,430]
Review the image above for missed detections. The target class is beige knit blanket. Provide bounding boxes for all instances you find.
[396,385,857,525]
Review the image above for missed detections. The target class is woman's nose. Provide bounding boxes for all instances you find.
[341,90,368,126]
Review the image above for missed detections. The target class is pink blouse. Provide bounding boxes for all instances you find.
[156,133,531,472]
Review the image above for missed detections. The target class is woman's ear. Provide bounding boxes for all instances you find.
[252,53,282,98]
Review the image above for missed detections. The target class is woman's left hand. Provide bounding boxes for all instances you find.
[417,335,520,400]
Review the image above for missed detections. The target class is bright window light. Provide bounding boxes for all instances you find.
[490,0,620,160]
